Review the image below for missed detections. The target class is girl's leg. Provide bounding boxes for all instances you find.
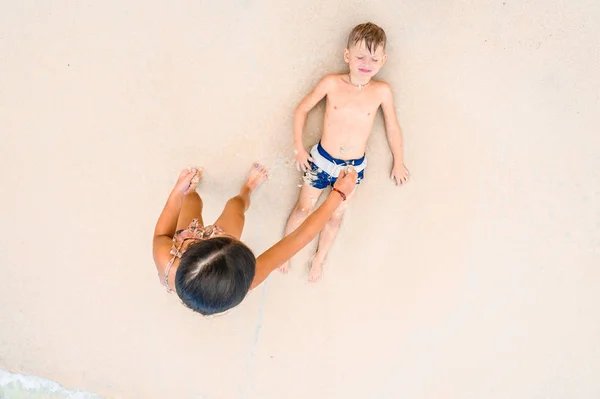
[214,163,268,240]
[278,184,324,273]
[176,170,205,230]
[308,187,357,282]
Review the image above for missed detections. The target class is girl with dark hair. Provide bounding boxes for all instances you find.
[152,163,358,316]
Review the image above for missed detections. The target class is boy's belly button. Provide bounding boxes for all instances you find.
[340,144,353,156]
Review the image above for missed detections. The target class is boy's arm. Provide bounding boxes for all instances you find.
[251,193,344,289]
[380,83,404,163]
[380,83,409,185]
[293,75,335,151]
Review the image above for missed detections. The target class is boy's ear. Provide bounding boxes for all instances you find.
[343,48,350,63]
[381,53,388,66]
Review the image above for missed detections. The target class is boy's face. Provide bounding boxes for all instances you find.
[344,40,387,79]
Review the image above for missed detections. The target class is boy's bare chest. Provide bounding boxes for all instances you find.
[325,91,380,118]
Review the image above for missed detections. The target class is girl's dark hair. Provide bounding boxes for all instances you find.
[175,237,256,315]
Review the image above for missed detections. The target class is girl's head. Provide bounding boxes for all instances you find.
[175,237,256,315]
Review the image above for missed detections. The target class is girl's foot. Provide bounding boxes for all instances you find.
[188,167,204,192]
[278,262,290,273]
[178,167,204,195]
[308,254,325,282]
[243,163,269,195]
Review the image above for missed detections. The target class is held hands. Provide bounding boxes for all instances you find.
[391,163,409,186]
[294,147,314,172]
[332,166,359,198]
[173,167,203,196]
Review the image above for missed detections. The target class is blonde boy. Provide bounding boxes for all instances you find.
[281,22,409,281]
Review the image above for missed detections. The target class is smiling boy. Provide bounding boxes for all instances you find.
[280,22,409,281]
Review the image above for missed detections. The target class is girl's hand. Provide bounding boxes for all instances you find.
[174,167,203,196]
[294,147,314,172]
[332,166,358,198]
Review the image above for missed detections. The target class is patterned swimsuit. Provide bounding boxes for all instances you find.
[160,219,224,293]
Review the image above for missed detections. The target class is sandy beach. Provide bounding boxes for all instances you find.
[1,1,599,398]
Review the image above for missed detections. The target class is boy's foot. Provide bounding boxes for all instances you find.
[243,163,269,194]
[308,255,325,282]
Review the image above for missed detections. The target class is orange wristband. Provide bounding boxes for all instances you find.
[331,187,346,201]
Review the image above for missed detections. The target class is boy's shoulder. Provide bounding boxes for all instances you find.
[318,73,345,85]
[371,79,392,90]
[318,74,392,88]
[312,74,347,94]
[315,75,394,98]
[370,79,395,100]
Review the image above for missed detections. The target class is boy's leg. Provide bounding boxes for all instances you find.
[214,163,268,240]
[278,184,324,273]
[308,187,357,282]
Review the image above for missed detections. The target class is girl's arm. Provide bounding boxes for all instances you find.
[152,168,198,270]
[152,191,184,270]
[153,191,184,239]
[250,169,358,289]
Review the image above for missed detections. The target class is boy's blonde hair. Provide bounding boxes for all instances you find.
[347,22,387,53]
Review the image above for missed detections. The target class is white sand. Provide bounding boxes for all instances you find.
[1,1,599,398]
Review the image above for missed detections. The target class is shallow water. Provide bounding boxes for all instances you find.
[0,371,103,399]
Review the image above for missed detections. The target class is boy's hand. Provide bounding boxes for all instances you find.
[391,163,409,186]
[173,167,203,196]
[294,147,314,172]
[333,166,358,196]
